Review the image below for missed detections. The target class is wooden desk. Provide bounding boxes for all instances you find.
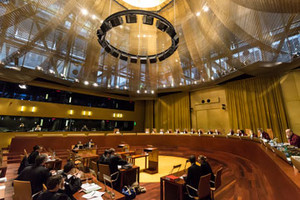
[160,171,186,200]
[119,165,140,191]
[73,177,125,200]
[144,147,158,174]
[116,151,135,161]
[73,148,97,155]
[78,154,98,167]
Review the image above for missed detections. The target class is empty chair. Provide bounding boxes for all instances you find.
[186,173,211,200]
[210,168,223,200]
[89,161,99,180]
[13,180,39,200]
[98,164,119,183]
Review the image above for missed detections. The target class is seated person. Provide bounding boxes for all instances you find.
[258,129,270,140]
[16,154,51,196]
[34,125,42,132]
[108,148,128,188]
[152,128,157,134]
[197,129,203,135]
[214,129,221,135]
[190,129,196,134]
[227,129,235,136]
[81,125,89,132]
[183,129,188,134]
[159,129,164,134]
[207,130,213,135]
[198,155,215,184]
[145,128,150,134]
[28,145,43,165]
[87,139,94,148]
[114,128,120,134]
[286,129,300,147]
[73,141,83,150]
[185,155,201,197]
[61,162,82,200]
[98,149,110,165]
[18,123,26,132]
[249,130,257,138]
[37,175,71,200]
[175,129,180,134]
[166,129,172,133]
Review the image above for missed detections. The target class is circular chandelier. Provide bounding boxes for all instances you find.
[97,10,179,64]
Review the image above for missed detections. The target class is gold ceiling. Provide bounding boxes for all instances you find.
[0,0,299,96]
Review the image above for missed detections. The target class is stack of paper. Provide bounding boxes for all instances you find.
[82,191,105,200]
[81,183,102,193]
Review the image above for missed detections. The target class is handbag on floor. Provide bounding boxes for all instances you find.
[122,185,136,200]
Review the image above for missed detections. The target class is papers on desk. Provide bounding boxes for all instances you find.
[81,183,102,193]
[82,191,105,200]
[0,177,7,183]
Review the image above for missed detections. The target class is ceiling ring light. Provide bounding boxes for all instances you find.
[97,10,179,63]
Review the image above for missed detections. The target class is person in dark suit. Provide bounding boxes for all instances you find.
[15,154,51,196]
[258,129,270,140]
[198,155,215,183]
[286,129,300,148]
[185,155,202,197]
[37,175,71,200]
[108,148,128,189]
[61,162,82,200]
[98,149,110,165]
[28,145,43,165]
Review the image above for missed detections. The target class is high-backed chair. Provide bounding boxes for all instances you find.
[98,164,119,183]
[90,161,99,180]
[13,180,35,200]
[186,173,211,199]
[210,168,223,199]
[266,129,274,140]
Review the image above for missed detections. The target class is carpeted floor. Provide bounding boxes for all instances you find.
[135,155,191,182]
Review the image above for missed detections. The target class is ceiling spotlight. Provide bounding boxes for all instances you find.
[109,16,123,27]
[60,73,65,78]
[137,34,140,38]
[151,90,155,94]
[120,25,123,29]
[125,14,137,23]
[179,82,183,86]
[149,56,157,63]
[143,15,154,25]
[130,56,138,63]
[156,20,168,32]
[115,85,119,89]
[49,69,55,74]
[137,90,140,94]
[140,57,147,64]
[74,78,79,83]
[175,59,178,62]
[196,12,201,16]
[93,83,98,87]
[84,81,89,85]
[92,15,97,20]
[107,84,111,88]
[144,90,148,94]
[100,21,112,33]
[211,76,214,80]
[120,54,128,61]
[124,86,128,90]
[19,84,27,89]
[111,49,119,58]
[143,34,146,38]
[203,5,209,12]
[163,84,166,88]
[171,83,174,87]
[81,8,88,15]
[194,81,197,84]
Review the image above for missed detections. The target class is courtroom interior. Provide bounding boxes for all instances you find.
[0,0,300,200]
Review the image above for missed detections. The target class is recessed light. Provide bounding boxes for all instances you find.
[115,85,119,89]
[92,15,97,20]
[196,12,201,16]
[81,9,88,15]
[137,90,140,94]
[144,90,148,94]
[203,5,209,12]
[151,90,155,94]
[84,81,89,85]
[93,83,98,87]
[163,84,166,88]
